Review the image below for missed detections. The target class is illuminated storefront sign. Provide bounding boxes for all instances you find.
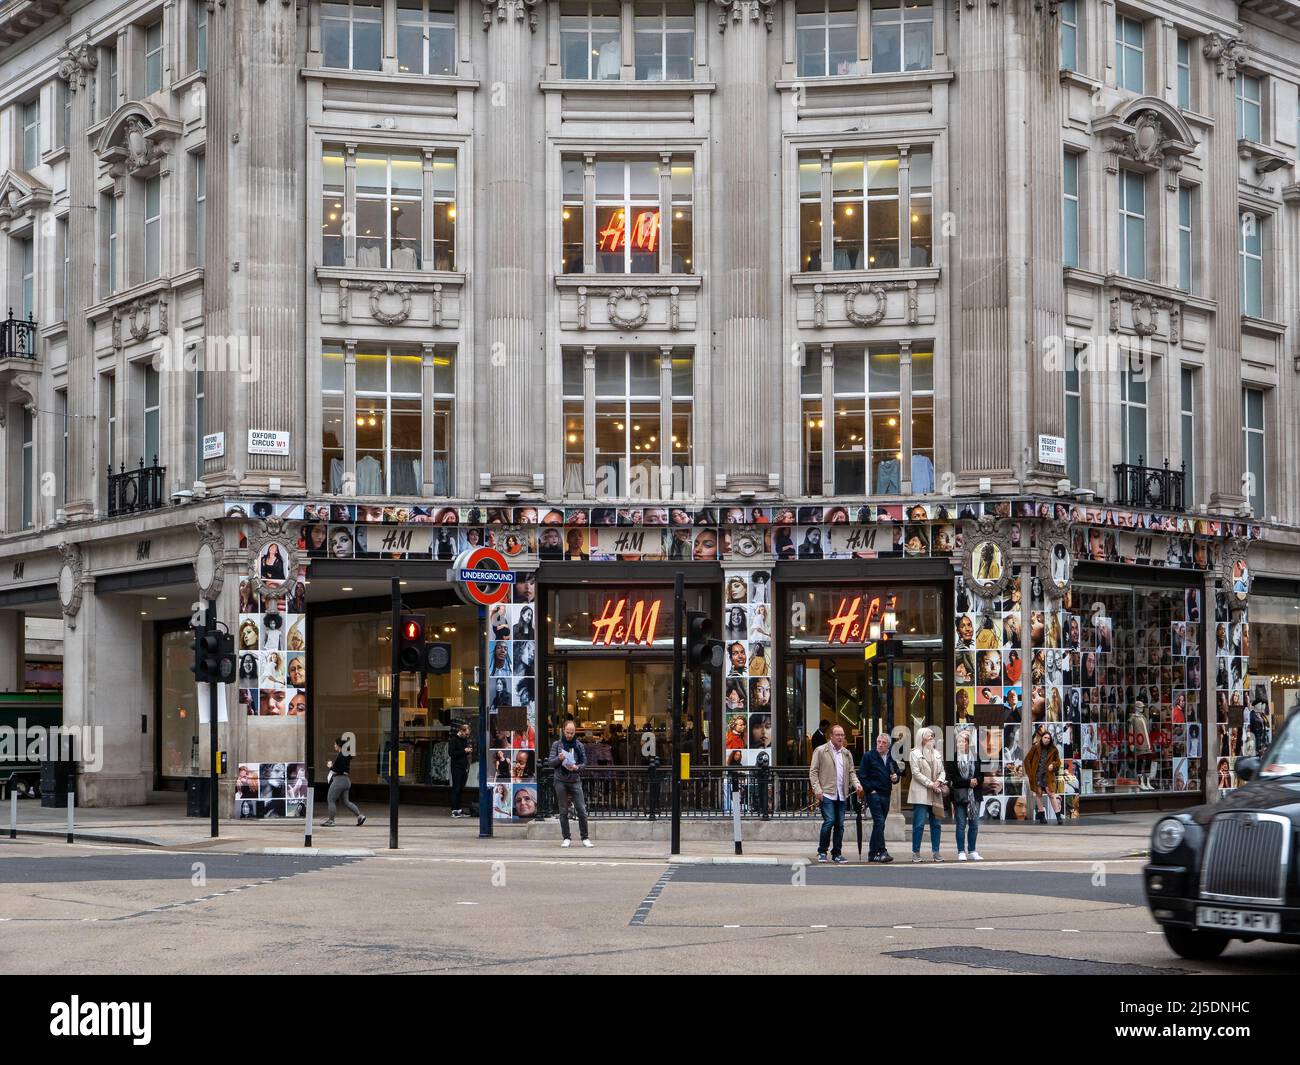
[591,596,662,647]
[826,595,883,645]
[597,210,661,253]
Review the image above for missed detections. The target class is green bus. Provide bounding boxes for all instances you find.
[0,692,63,798]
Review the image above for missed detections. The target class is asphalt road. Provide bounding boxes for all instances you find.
[1,840,1296,975]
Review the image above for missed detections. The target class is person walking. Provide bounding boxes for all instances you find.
[546,720,593,848]
[944,728,984,860]
[323,737,366,827]
[448,721,473,818]
[1024,726,1063,823]
[809,724,863,864]
[858,733,900,863]
[907,726,946,862]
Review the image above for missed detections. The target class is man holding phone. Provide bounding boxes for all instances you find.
[546,719,593,848]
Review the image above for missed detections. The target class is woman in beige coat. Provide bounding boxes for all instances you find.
[908,726,947,862]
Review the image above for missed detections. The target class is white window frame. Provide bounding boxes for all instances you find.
[192,0,208,73]
[1119,169,1145,280]
[354,345,424,496]
[1242,387,1265,517]
[1060,0,1079,73]
[355,150,425,270]
[633,1,695,82]
[1176,36,1191,110]
[143,20,164,95]
[144,175,162,280]
[1236,73,1263,142]
[1239,210,1264,318]
[1065,344,1082,488]
[20,237,34,322]
[1120,362,1147,468]
[1116,14,1144,94]
[870,0,932,75]
[193,153,206,267]
[321,0,384,72]
[194,348,205,480]
[396,0,457,76]
[560,2,622,81]
[143,364,161,466]
[796,0,859,79]
[57,218,69,322]
[21,408,34,530]
[21,99,40,170]
[104,193,119,295]
[1179,366,1195,504]
[1177,185,1193,293]
[1063,151,1080,268]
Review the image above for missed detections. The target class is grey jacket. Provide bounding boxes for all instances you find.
[546,738,587,783]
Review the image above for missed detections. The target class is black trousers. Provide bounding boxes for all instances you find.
[450,763,469,811]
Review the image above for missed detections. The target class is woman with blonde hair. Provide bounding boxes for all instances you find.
[907,727,947,862]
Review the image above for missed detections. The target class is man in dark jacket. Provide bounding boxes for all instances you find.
[545,720,592,848]
[858,733,900,862]
[448,721,473,817]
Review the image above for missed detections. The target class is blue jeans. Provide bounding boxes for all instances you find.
[818,797,847,857]
[866,792,891,856]
[954,801,978,853]
[911,803,941,854]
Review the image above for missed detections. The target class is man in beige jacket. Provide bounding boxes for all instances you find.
[809,725,864,864]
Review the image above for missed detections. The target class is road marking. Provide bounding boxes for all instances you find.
[894,925,913,929]
[629,865,678,927]
[457,901,479,906]
[1060,929,1080,932]
[976,927,995,930]
[811,924,827,929]
[723,924,740,929]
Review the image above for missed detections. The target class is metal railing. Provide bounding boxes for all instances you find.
[106,458,167,516]
[0,309,37,360]
[535,764,823,820]
[1112,457,1186,511]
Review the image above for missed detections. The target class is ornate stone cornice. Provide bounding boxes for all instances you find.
[480,0,542,31]
[1203,33,1248,80]
[56,43,97,92]
[713,0,776,32]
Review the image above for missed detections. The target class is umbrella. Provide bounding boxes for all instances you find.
[854,794,864,860]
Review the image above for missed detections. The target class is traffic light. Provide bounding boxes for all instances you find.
[685,610,725,670]
[398,615,425,672]
[423,641,452,675]
[191,625,236,684]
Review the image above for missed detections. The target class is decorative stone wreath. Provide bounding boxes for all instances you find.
[607,287,651,330]
[244,516,303,603]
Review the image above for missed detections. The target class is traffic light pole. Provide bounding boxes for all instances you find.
[670,572,684,856]
[207,600,218,840]
[390,577,401,850]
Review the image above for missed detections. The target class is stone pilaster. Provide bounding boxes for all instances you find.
[55,43,98,519]
[712,0,776,494]
[482,0,541,493]
[1203,33,1248,513]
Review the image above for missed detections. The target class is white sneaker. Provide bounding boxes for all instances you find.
[561,839,572,848]
[582,839,594,848]
[969,851,984,861]
[957,852,968,861]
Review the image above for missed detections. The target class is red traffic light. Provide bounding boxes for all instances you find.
[403,618,423,642]
[398,615,426,672]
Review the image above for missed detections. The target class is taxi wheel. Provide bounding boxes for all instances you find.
[1163,925,1229,960]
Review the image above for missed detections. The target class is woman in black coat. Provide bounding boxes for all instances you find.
[944,728,985,861]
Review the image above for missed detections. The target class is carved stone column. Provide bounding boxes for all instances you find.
[482,0,542,493]
[55,44,98,519]
[1203,33,1248,513]
[712,0,776,494]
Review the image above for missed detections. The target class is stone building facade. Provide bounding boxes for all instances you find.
[0,0,1298,816]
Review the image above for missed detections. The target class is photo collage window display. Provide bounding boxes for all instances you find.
[488,579,539,821]
[722,570,774,769]
[1213,593,1264,793]
[234,761,309,819]
[237,576,308,720]
[1064,584,1200,797]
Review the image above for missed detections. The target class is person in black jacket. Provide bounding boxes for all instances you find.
[545,720,592,848]
[944,728,984,860]
[858,733,900,862]
[448,721,473,817]
[323,737,366,828]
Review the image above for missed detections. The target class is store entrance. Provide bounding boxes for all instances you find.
[786,651,944,764]
[548,657,711,767]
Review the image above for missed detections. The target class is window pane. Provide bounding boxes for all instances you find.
[322,346,345,393]
[562,203,585,273]
[562,350,585,396]
[910,349,934,392]
[868,348,901,393]
[833,348,865,394]
[595,352,625,395]
[628,350,660,396]
[390,351,422,394]
[356,350,387,392]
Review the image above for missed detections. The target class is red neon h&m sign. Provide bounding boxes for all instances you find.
[825,595,883,645]
[597,210,661,254]
[591,597,662,647]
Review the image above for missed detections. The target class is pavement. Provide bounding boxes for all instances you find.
[3,792,1159,863]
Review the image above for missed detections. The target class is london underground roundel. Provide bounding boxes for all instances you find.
[453,547,513,607]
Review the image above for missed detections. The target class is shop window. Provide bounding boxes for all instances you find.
[560,154,692,275]
[1236,73,1263,142]
[795,0,858,78]
[1068,583,1203,797]
[810,343,933,496]
[159,628,202,778]
[1242,387,1265,517]
[561,1,621,81]
[798,146,931,271]
[870,0,932,74]
[562,348,692,499]
[321,146,456,270]
[397,0,456,76]
[1245,595,1300,747]
[321,0,383,71]
[1115,13,1144,94]
[634,1,694,81]
[1118,169,1145,280]
[356,345,423,496]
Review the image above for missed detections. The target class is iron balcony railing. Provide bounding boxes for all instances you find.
[1113,457,1186,511]
[535,764,824,821]
[0,309,37,360]
[107,457,167,517]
